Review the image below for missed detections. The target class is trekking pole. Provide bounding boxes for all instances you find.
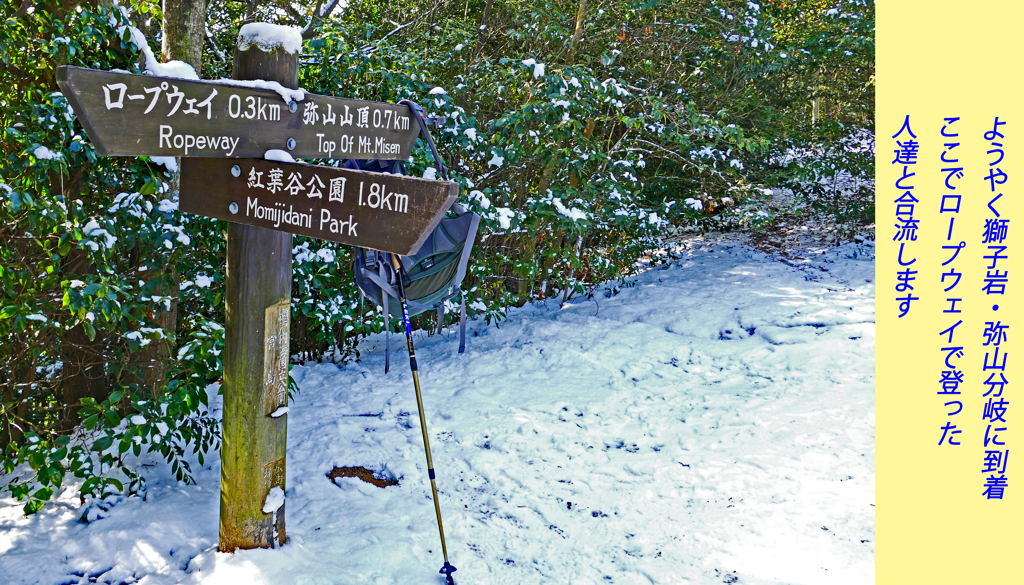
[391,253,457,585]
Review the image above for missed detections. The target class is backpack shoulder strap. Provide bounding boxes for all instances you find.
[399,99,449,181]
[454,213,480,293]
[454,214,480,354]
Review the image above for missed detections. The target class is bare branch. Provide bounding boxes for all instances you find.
[301,0,344,39]
[268,0,307,23]
[628,139,697,170]
[205,27,227,62]
[13,0,33,18]
[347,1,445,57]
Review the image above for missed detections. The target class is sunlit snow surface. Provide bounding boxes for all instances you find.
[1,239,875,585]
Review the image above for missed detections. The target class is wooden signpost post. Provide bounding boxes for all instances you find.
[56,27,456,552]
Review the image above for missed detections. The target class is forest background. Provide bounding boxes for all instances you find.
[0,0,874,514]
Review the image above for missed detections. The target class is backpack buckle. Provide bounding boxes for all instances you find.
[362,248,378,269]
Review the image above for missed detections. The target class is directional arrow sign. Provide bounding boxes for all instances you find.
[56,66,420,160]
[180,158,457,255]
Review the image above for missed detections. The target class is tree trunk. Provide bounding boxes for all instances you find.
[537,154,560,195]
[474,0,495,57]
[568,0,587,63]
[124,268,179,401]
[1,353,37,445]
[245,1,258,21]
[811,69,821,125]
[161,0,207,74]
[218,39,297,552]
[12,360,36,444]
[55,169,107,433]
[2,338,35,446]
[60,250,107,432]
[127,0,205,399]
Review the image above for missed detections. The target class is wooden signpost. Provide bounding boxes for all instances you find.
[56,27,457,553]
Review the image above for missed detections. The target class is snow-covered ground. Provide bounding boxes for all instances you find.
[0,238,875,585]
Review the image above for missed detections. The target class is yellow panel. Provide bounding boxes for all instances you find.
[878,2,1024,582]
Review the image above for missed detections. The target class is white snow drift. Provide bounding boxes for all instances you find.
[0,238,875,585]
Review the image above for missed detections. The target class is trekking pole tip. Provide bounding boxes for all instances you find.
[439,562,457,575]
[439,562,457,585]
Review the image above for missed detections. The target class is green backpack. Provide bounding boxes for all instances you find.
[351,100,480,371]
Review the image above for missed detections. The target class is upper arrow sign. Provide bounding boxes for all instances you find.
[55,66,420,160]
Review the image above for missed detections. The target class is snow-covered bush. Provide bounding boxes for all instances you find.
[2,4,221,514]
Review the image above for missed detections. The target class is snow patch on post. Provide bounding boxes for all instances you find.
[237,23,303,55]
[262,486,285,513]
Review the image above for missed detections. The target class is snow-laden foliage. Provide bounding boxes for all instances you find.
[2,5,221,514]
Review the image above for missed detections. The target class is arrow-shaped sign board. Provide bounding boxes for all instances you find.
[56,66,420,160]
[180,158,457,255]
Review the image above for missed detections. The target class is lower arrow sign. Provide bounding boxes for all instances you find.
[179,158,457,255]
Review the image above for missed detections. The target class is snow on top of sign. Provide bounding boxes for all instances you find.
[148,59,200,80]
[265,149,295,163]
[237,23,303,55]
[208,78,305,104]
